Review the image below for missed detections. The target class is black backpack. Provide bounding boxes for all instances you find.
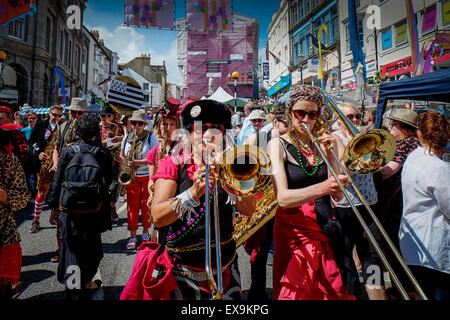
[59,144,105,214]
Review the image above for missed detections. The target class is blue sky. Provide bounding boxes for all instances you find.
[84,0,281,85]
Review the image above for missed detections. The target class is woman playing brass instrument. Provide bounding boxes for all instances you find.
[151,100,255,300]
[146,101,182,207]
[267,85,361,300]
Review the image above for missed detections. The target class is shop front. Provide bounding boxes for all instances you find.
[268,74,291,97]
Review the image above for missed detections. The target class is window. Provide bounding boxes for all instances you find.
[68,40,72,69]
[344,22,351,54]
[443,0,450,26]
[8,19,25,39]
[144,94,149,102]
[143,83,149,90]
[75,46,80,74]
[60,30,64,59]
[206,64,221,73]
[64,31,69,65]
[381,27,393,50]
[46,18,51,52]
[292,25,310,64]
[293,4,298,25]
[395,20,408,45]
[305,0,310,14]
[356,0,361,9]
[299,0,304,20]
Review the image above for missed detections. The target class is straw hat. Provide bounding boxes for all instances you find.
[385,108,419,129]
[248,109,265,121]
[67,97,89,112]
[128,109,149,124]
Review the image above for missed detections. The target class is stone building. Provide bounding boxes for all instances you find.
[0,0,87,110]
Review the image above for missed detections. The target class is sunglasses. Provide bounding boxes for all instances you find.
[292,109,320,120]
[51,112,63,118]
[346,114,362,120]
[101,113,113,118]
[70,110,85,116]
[28,117,37,120]
[131,121,146,126]
[251,119,264,123]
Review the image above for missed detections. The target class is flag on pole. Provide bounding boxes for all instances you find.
[317,24,327,84]
[267,50,280,65]
[405,0,420,76]
[124,0,175,29]
[186,0,232,32]
[348,0,367,83]
[107,78,144,110]
[310,33,331,52]
[0,0,36,28]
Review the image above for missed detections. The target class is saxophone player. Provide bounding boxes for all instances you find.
[100,105,124,223]
[28,105,64,233]
[119,109,157,250]
[47,98,101,263]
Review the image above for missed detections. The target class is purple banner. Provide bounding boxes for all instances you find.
[124,0,175,29]
[186,0,233,32]
[422,8,437,33]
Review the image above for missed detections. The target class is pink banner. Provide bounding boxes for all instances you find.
[422,8,437,33]
[124,0,175,29]
[186,0,232,32]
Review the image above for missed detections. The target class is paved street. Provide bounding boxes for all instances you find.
[13,197,273,300]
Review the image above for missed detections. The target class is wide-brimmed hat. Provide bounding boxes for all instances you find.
[67,98,89,112]
[128,109,149,124]
[385,108,419,129]
[248,109,265,121]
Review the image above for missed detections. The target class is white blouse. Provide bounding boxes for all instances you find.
[399,147,450,274]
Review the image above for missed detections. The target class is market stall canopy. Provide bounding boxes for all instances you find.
[224,98,247,108]
[375,69,450,128]
[207,86,234,103]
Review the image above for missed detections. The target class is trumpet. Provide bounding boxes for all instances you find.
[302,92,427,300]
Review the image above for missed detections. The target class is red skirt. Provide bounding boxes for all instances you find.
[0,242,22,289]
[273,202,355,300]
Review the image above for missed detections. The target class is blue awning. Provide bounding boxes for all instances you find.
[20,108,50,115]
[268,75,291,97]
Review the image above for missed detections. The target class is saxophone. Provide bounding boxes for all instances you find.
[62,119,77,151]
[118,130,138,186]
[37,129,58,189]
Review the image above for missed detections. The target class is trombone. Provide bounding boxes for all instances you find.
[301,92,428,300]
[204,138,223,300]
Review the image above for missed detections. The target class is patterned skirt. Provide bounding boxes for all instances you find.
[170,257,242,300]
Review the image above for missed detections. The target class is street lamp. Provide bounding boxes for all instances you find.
[231,71,239,113]
[296,54,305,85]
[366,28,381,73]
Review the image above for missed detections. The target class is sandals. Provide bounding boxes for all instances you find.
[126,238,137,250]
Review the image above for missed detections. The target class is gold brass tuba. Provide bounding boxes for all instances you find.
[118,130,138,186]
[218,145,279,247]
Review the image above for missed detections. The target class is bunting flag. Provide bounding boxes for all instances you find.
[348,0,367,83]
[268,49,280,65]
[0,0,36,28]
[186,0,232,32]
[124,0,175,29]
[405,100,416,111]
[405,0,420,76]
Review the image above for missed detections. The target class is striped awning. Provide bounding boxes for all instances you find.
[20,107,51,115]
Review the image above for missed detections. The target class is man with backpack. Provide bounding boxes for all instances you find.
[48,113,113,300]
[48,98,102,263]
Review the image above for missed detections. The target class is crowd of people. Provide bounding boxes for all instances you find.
[0,83,449,301]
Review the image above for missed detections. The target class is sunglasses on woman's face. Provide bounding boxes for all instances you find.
[101,113,113,118]
[346,113,362,121]
[131,121,145,126]
[51,112,62,118]
[292,109,320,120]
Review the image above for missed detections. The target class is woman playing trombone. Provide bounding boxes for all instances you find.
[151,100,255,300]
[267,85,361,300]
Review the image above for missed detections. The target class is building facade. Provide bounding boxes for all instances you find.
[0,0,87,109]
[267,0,291,97]
[288,0,341,90]
[119,54,167,108]
[340,0,450,87]
[176,13,260,100]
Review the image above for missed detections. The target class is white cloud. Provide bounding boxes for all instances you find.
[86,25,183,85]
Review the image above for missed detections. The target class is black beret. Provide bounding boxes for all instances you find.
[181,99,232,131]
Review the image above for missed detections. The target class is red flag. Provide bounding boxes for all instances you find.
[0,0,36,28]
